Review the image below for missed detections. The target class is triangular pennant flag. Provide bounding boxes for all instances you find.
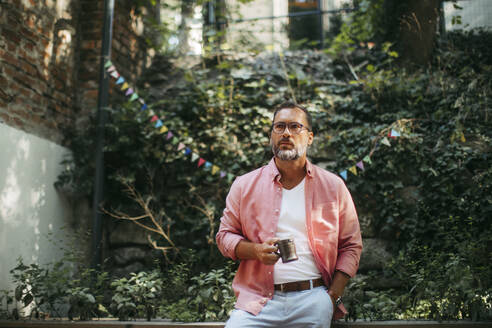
[138,98,145,105]
[198,158,206,167]
[204,161,212,169]
[150,115,158,122]
[227,173,234,183]
[212,165,220,175]
[159,126,168,134]
[340,170,348,180]
[110,70,119,79]
[141,103,148,111]
[349,166,358,176]
[381,137,391,147]
[104,60,113,68]
[125,88,134,96]
[121,82,129,91]
[171,137,179,145]
[116,77,125,84]
[185,148,192,155]
[177,143,185,151]
[356,161,365,170]
[363,155,372,164]
[107,65,116,73]
[191,153,199,162]
[220,171,227,178]
[166,131,173,140]
[390,129,400,138]
[130,93,139,102]
[155,120,163,128]
[460,131,466,142]
[148,109,155,117]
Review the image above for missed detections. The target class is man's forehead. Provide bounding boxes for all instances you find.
[274,107,307,123]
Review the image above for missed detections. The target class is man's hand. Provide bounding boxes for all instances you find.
[235,238,280,265]
[254,238,280,265]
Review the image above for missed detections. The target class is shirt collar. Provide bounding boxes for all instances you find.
[268,157,314,182]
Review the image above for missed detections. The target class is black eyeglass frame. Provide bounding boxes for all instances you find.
[271,122,311,135]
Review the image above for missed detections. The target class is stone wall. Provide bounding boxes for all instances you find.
[0,0,153,144]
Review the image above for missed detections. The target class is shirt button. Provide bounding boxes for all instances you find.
[269,293,272,296]
[275,209,279,212]
[268,271,272,275]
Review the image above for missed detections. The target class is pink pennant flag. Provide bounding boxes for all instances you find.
[198,158,206,168]
[106,65,116,73]
[166,131,173,140]
[356,161,364,170]
[177,143,185,151]
[150,115,158,122]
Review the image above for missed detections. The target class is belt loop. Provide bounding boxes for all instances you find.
[309,279,313,289]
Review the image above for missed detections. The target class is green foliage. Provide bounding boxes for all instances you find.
[10,258,70,318]
[322,30,492,321]
[110,270,163,321]
[57,22,492,321]
[0,289,14,319]
[159,261,236,322]
[7,228,110,320]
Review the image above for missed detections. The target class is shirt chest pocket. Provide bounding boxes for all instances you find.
[311,201,338,242]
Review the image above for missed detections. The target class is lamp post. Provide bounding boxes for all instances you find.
[91,0,115,269]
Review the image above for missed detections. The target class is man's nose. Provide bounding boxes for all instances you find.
[282,126,293,136]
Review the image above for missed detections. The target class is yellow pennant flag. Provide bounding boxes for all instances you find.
[212,165,220,175]
[349,166,358,176]
[460,132,466,142]
[121,82,129,91]
[159,125,168,134]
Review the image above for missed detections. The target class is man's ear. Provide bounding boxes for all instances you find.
[308,132,314,145]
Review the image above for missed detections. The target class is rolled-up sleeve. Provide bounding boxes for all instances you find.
[335,181,363,277]
[216,177,245,261]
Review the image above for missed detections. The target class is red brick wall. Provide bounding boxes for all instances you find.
[0,0,152,144]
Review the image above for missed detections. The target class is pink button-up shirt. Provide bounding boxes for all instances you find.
[216,158,363,315]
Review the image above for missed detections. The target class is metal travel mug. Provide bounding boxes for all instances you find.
[274,238,299,263]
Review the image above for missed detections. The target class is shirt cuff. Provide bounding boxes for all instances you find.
[224,234,245,261]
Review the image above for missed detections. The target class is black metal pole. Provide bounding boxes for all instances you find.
[317,0,324,49]
[91,0,115,269]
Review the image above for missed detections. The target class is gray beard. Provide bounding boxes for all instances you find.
[272,143,307,161]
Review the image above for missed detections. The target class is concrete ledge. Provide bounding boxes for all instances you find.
[0,320,491,328]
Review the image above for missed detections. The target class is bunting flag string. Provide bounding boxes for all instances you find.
[338,124,405,181]
[105,59,408,185]
[104,59,236,183]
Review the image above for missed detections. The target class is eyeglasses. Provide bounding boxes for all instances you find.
[272,122,310,134]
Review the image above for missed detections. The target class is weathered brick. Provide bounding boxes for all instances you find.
[20,27,39,43]
[2,28,21,44]
[24,42,34,52]
[19,60,38,77]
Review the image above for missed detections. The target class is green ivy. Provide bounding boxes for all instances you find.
[56,27,492,320]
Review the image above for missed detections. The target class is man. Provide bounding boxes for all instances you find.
[216,102,362,327]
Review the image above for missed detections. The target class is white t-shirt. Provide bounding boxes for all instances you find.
[273,178,322,284]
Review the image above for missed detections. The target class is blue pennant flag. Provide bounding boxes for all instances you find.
[340,170,348,181]
[185,148,192,155]
[141,103,148,111]
[204,161,212,169]
[116,77,125,85]
[155,120,163,128]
